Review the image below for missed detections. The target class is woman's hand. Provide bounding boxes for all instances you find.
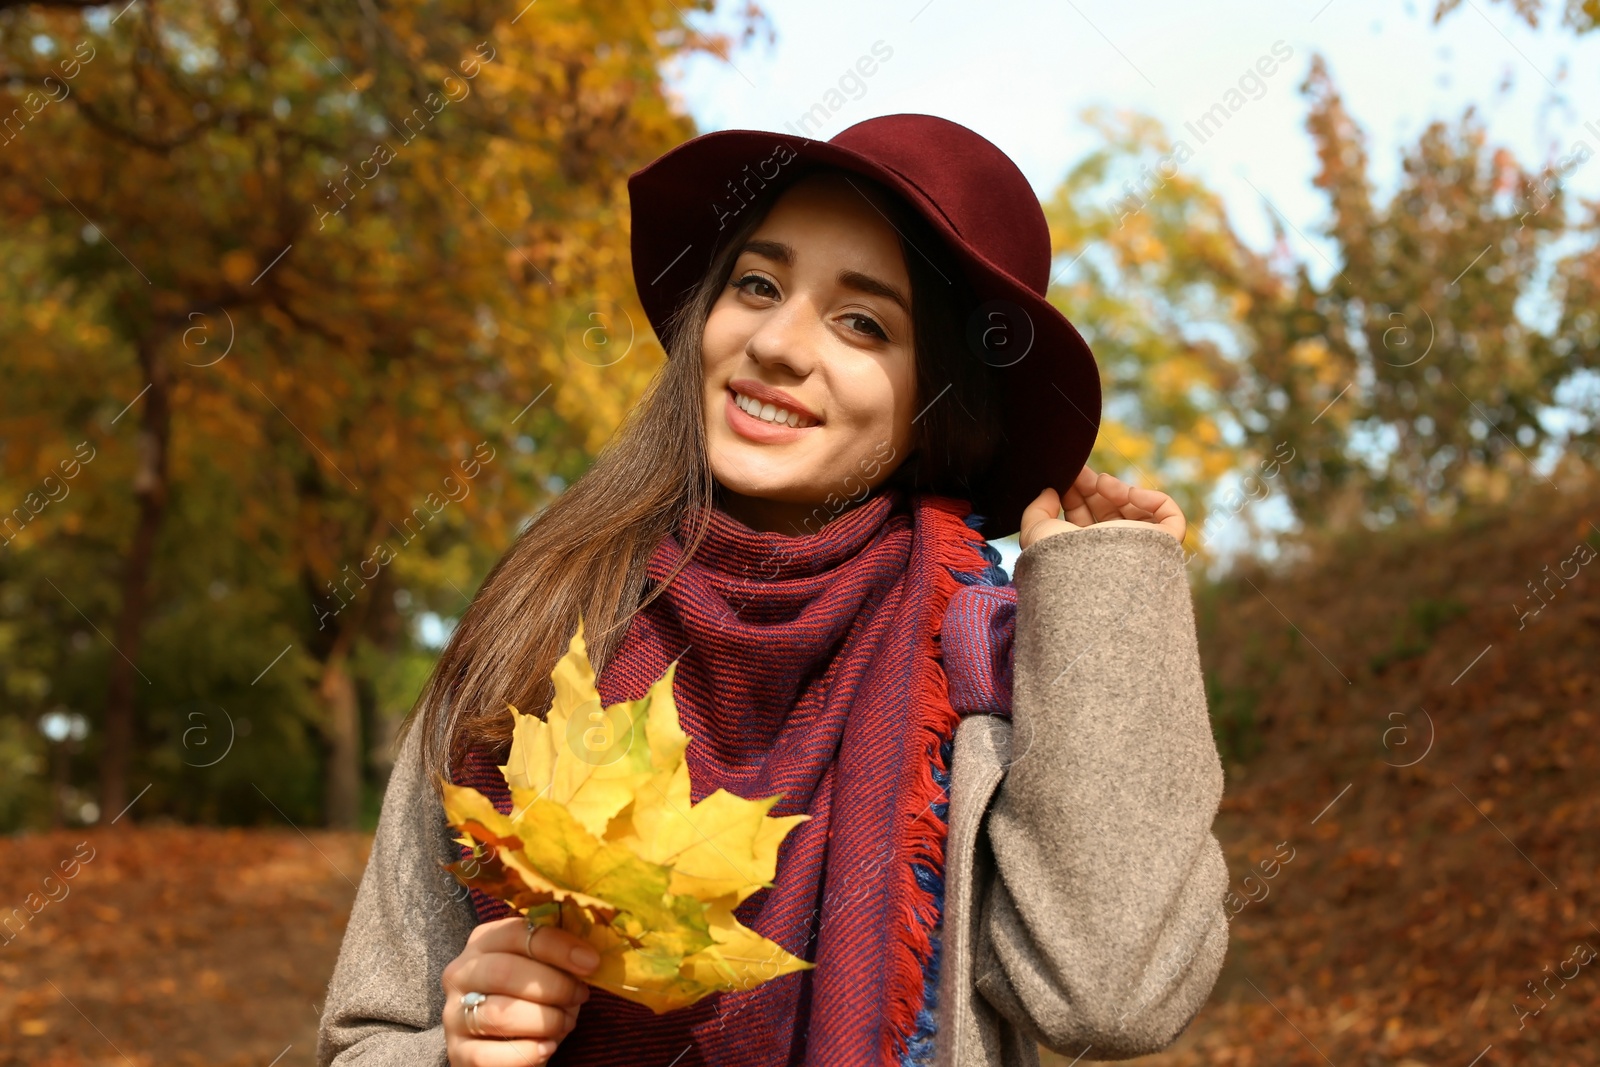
[441,916,598,1066]
[1019,464,1187,551]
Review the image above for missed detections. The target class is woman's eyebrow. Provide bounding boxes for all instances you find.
[837,269,910,316]
[738,239,793,264]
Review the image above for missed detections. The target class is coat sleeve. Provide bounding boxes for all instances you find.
[316,720,478,1066]
[971,523,1230,1059]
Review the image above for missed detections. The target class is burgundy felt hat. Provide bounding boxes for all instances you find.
[626,113,1102,542]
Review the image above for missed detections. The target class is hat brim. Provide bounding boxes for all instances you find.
[627,128,1101,542]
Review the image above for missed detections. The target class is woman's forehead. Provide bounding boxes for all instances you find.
[745,173,909,279]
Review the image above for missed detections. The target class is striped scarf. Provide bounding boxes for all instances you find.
[452,486,1017,1065]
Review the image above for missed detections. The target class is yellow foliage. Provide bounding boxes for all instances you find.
[220,251,257,289]
[1289,337,1332,370]
[1289,337,1345,389]
[1091,417,1157,475]
[442,618,812,1013]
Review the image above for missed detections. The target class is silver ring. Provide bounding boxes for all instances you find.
[525,923,538,959]
[460,990,488,1038]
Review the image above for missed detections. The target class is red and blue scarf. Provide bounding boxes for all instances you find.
[453,486,1017,1065]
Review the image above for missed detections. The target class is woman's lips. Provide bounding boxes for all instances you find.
[725,388,821,444]
[728,378,822,424]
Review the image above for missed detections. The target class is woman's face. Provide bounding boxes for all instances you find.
[701,172,917,535]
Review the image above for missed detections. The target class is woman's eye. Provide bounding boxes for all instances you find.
[841,313,887,340]
[732,274,778,299]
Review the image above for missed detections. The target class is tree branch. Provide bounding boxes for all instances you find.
[0,0,114,9]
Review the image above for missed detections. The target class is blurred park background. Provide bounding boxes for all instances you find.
[2,0,1598,1064]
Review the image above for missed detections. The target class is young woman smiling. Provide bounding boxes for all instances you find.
[317,114,1229,1067]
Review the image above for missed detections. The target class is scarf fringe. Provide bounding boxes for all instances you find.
[880,495,998,1063]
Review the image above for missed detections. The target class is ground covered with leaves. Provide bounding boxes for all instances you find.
[0,828,367,1067]
[3,488,1596,1066]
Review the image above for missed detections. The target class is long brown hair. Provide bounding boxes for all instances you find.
[405,165,1006,787]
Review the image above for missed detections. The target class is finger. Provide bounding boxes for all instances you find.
[1062,464,1098,505]
[1061,465,1099,527]
[1126,489,1164,511]
[447,989,573,1041]
[1126,485,1187,539]
[1019,487,1067,548]
[447,951,590,1008]
[1098,473,1173,525]
[1020,485,1061,528]
[465,914,525,947]
[474,921,601,979]
[1093,471,1134,506]
[1126,484,1174,516]
[1083,473,1125,523]
[1020,488,1077,550]
[454,1037,562,1067]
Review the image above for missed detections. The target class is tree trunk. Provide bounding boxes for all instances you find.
[99,335,170,822]
[319,641,362,829]
[311,513,389,829]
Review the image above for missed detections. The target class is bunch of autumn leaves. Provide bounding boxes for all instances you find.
[440,619,813,1013]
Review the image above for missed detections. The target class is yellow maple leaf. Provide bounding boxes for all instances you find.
[442,616,813,1013]
[498,621,656,837]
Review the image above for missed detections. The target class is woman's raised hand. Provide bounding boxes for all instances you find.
[441,916,597,1066]
[1019,464,1187,551]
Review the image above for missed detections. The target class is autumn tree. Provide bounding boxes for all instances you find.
[1235,55,1589,529]
[1043,54,1596,549]
[1042,106,1270,549]
[0,0,754,826]
[1433,0,1599,34]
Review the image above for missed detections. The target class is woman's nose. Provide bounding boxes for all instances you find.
[744,296,818,378]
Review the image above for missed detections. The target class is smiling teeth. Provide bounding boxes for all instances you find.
[735,391,816,428]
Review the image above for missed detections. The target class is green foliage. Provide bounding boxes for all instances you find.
[1206,674,1264,766]
[1195,587,1279,766]
[0,714,47,827]
[1367,597,1469,673]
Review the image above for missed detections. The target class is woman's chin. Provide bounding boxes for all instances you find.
[714,472,815,505]
[711,437,816,491]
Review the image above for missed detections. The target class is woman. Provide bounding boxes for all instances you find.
[317,114,1229,1067]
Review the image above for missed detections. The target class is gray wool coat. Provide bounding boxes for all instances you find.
[316,522,1231,1066]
